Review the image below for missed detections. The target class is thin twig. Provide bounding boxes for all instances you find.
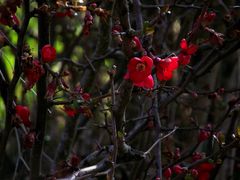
[109,65,118,179]
[144,126,178,155]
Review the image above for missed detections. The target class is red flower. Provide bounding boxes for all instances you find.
[24,60,45,90]
[201,11,216,26]
[15,105,31,127]
[133,75,154,89]
[83,11,93,35]
[63,106,78,117]
[163,168,172,179]
[195,162,215,180]
[178,39,198,65]
[198,129,211,142]
[172,165,184,174]
[174,147,181,159]
[132,36,143,51]
[12,14,19,25]
[168,56,179,70]
[156,56,179,81]
[23,132,35,149]
[0,13,19,26]
[70,154,80,168]
[82,93,91,101]
[192,152,203,162]
[41,44,56,63]
[190,169,199,177]
[127,56,153,83]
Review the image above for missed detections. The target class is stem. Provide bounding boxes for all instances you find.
[0,0,30,176]
[30,0,49,178]
[109,66,118,179]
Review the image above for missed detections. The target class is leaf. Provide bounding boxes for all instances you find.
[117,131,124,139]
[237,127,240,137]
[143,21,155,35]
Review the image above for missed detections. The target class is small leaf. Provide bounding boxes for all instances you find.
[143,21,155,35]
[237,127,240,137]
[117,131,124,138]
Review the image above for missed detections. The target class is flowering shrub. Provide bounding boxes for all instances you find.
[0,0,240,180]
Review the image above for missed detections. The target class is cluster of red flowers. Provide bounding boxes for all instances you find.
[125,37,198,89]
[15,105,36,148]
[125,56,154,89]
[162,152,215,180]
[83,11,93,36]
[191,152,215,180]
[163,165,185,180]
[24,60,45,90]
[200,11,216,27]
[63,85,92,118]
[63,105,92,118]
[23,44,56,90]
[178,38,198,65]
[82,3,98,36]
[0,0,21,27]
[15,105,31,128]
[156,56,179,81]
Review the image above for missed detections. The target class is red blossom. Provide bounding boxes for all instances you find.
[41,44,56,63]
[190,169,199,177]
[127,56,153,83]
[133,75,154,89]
[174,147,181,159]
[24,60,45,90]
[198,129,211,142]
[201,11,216,26]
[192,152,203,162]
[82,93,91,101]
[163,168,172,179]
[172,165,184,174]
[83,11,93,36]
[0,12,20,26]
[0,1,21,27]
[15,105,31,127]
[70,154,80,168]
[63,106,78,117]
[195,162,215,180]
[132,36,143,51]
[178,39,198,65]
[23,131,35,149]
[112,24,123,33]
[156,56,179,81]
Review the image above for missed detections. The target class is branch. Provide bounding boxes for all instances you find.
[108,66,118,179]
[30,0,49,178]
[0,0,31,175]
[144,126,178,156]
[140,2,202,9]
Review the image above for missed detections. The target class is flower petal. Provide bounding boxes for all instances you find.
[187,44,198,55]
[180,38,188,50]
